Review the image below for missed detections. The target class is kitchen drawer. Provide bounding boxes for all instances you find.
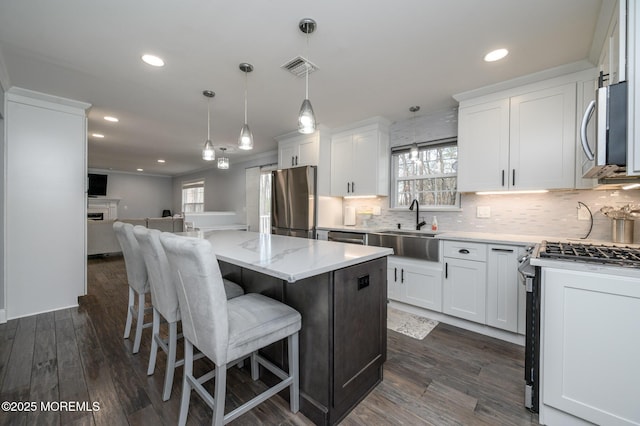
[443,241,487,261]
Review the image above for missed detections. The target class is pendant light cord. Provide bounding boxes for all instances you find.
[207,98,211,139]
[244,71,249,124]
[305,30,310,100]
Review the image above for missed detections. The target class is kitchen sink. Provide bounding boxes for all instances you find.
[366,230,439,262]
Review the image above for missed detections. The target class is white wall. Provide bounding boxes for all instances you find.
[172,152,278,220]
[90,170,173,218]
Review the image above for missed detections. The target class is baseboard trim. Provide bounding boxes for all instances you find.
[6,303,79,322]
[388,301,525,346]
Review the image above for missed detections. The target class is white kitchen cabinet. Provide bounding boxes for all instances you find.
[540,267,640,426]
[277,133,318,168]
[387,256,442,312]
[275,125,331,195]
[597,0,626,86]
[458,82,576,192]
[5,88,90,319]
[330,117,390,197]
[442,241,487,323]
[627,0,640,175]
[486,244,519,333]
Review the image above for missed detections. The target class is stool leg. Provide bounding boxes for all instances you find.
[124,287,135,339]
[162,321,178,401]
[212,363,227,425]
[178,339,193,426]
[250,351,259,381]
[147,308,160,375]
[288,333,300,413]
[133,291,145,354]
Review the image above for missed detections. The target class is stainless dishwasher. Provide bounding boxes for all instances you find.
[327,230,367,245]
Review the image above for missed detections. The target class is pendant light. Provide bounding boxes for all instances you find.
[202,90,215,161]
[217,147,229,169]
[238,63,254,150]
[298,18,317,134]
[409,106,420,161]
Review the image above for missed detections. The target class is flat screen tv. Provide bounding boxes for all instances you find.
[88,173,108,197]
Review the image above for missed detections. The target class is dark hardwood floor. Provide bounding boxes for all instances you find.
[0,255,538,425]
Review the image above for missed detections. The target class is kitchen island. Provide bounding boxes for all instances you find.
[184,230,393,425]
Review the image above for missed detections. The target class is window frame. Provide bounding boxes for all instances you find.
[181,179,205,213]
[389,137,461,211]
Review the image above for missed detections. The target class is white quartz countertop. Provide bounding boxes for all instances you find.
[180,230,393,283]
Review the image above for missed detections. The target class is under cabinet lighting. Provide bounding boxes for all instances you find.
[157,159,166,163]
[476,190,548,195]
[344,195,378,199]
[136,168,143,172]
[104,116,119,122]
[92,133,105,138]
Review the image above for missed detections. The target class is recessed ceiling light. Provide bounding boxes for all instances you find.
[141,54,165,67]
[157,159,165,163]
[137,168,144,172]
[104,116,119,122]
[92,133,105,138]
[484,48,509,62]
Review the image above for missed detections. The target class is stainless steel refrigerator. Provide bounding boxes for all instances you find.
[271,165,317,239]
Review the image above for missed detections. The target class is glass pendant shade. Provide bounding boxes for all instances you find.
[298,98,316,134]
[202,139,215,161]
[238,123,253,150]
[217,156,229,169]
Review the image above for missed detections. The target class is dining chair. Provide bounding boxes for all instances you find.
[113,221,151,354]
[133,226,245,401]
[159,233,301,425]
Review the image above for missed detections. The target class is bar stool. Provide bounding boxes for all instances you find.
[159,233,301,425]
[133,226,244,401]
[113,221,152,354]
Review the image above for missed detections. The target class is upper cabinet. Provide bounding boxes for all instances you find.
[627,1,640,175]
[457,79,577,192]
[330,117,390,197]
[276,125,331,195]
[597,0,627,86]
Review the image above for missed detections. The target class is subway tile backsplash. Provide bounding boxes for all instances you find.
[343,189,640,242]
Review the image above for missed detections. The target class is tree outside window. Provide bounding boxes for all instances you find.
[392,139,459,209]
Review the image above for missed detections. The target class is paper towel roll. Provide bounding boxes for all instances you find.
[344,206,356,226]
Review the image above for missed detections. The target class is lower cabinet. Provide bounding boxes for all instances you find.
[442,241,487,323]
[541,267,640,426]
[443,257,487,323]
[486,244,520,332]
[387,256,442,312]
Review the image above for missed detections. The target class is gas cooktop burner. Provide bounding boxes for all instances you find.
[539,241,640,268]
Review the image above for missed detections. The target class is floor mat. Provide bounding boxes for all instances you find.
[387,307,439,340]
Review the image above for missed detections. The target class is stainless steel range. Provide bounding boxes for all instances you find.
[538,241,640,267]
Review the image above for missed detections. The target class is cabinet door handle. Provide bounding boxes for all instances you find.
[445,262,448,279]
[512,169,516,186]
[394,267,397,282]
[501,170,505,187]
[295,155,298,166]
[401,268,404,283]
[351,182,355,193]
[347,182,350,193]
[291,157,294,167]
[491,248,514,253]
[458,249,470,254]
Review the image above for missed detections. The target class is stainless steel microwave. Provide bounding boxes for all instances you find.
[581,81,628,179]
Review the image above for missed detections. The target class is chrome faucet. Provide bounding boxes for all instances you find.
[409,199,427,230]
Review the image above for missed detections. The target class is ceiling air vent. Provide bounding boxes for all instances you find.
[281,56,319,78]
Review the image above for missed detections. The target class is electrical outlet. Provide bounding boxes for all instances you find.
[477,206,491,218]
[577,206,590,221]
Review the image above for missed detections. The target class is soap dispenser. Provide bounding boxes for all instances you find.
[431,216,438,232]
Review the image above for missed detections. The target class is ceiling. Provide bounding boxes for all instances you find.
[0,0,609,176]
